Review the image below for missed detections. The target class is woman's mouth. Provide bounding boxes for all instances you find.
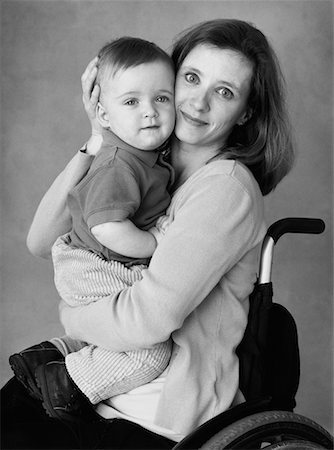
[180,110,208,127]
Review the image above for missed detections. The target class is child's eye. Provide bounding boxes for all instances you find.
[124,99,138,106]
[156,96,169,103]
[185,72,199,84]
[217,87,233,99]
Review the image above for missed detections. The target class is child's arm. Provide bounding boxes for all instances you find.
[91,219,157,258]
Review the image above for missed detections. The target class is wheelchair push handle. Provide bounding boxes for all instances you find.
[267,218,325,244]
[259,218,325,284]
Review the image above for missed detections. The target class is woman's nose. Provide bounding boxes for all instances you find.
[190,90,210,112]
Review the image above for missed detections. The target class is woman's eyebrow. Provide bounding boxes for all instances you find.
[181,65,201,74]
[219,80,241,92]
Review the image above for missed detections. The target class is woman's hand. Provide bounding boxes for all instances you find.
[81,57,103,155]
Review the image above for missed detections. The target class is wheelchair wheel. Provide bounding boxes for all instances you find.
[200,410,333,449]
[264,441,326,449]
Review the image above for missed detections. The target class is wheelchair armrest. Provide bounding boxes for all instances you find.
[259,217,325,283]
[266,218,325,244]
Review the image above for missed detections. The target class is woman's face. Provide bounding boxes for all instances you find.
[174,44,253,152]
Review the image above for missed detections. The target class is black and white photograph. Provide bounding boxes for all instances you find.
[1,1,332,448]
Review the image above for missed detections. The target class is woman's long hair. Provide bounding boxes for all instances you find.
[172,19,295,195]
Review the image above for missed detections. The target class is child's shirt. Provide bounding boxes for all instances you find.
[67,130,173,265]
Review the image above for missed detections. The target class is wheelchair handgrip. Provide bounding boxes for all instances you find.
[267,218,325,244]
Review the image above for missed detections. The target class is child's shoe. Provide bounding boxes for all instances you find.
[9,341,63,400]
[35,361,97,423]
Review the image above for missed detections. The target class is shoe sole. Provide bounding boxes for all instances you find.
[9,354,42,400]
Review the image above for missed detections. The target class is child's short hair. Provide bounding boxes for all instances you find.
[97,37,174,89]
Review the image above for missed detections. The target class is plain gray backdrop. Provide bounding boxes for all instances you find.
[1,0,333,435]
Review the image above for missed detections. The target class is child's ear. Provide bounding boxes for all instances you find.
[96,102,110,129]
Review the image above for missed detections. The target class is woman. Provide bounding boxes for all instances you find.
[1,19,294,449]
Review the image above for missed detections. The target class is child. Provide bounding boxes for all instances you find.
[9,37,175,421]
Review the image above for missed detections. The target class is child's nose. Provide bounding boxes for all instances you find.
[143,103,158,118]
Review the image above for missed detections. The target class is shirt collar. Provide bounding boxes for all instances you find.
[102,129,160,167]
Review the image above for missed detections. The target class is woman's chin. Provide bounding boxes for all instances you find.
[174,127,202,146]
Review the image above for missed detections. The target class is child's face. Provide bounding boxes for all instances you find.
[99,61,175,151]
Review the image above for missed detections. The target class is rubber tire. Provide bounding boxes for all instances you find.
[200,410,333,449]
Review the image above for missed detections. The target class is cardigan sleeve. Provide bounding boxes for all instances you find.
[60,169,263,351]
[27,151,94,259]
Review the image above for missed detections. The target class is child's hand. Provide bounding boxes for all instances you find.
[148,216,171,245]
[81,57,103,137]
[155,215,170,235]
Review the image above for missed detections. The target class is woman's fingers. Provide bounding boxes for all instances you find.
[81,56,102,133]
[90,83,100,108]
[81,56,98,101]
[82,83,99,112]
[81,56,98,85]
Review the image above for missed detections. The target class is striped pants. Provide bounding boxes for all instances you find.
[51,234,172,404]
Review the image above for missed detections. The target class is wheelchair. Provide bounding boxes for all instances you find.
[172,218,333,449]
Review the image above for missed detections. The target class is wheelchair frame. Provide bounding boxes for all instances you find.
[172,217,333,450]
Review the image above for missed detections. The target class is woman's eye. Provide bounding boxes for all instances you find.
[217,87,233,99]
[185,73,199,84]
[156,96,169,103]
[124,99,138,106]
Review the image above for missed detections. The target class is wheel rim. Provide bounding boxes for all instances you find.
[263,439,325,449]
[222,424,331,448]
[200,411,333,449]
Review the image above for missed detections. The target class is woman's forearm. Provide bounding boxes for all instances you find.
[60,170,264,351]
[27,58,102,259]
[27,150,94,259]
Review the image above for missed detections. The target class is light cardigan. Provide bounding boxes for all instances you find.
[61,159,266,436]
